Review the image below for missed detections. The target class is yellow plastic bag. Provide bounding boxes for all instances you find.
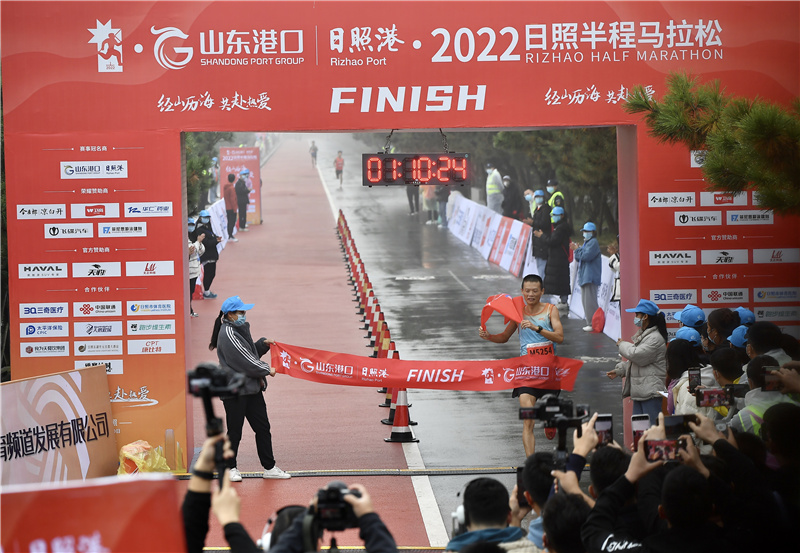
[117,440,171,474]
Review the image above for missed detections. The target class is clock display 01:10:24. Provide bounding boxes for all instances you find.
[362,153,470,186]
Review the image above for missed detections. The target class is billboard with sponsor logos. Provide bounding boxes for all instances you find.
[3,1,798,469]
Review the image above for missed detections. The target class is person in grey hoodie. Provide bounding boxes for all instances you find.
[209,295,290,482]
[607,299,668,425]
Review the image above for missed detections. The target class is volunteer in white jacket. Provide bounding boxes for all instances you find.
[187,217,205,318]
[607,299,668,423]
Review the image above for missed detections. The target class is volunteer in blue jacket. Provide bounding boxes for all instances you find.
[571,222,602,332]
[209,295,290,481]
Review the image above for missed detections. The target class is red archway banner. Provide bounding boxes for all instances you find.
[271,342,584,392]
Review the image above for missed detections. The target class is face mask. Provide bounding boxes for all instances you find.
[524,194,533,202]
[486,168,493,175]
[546,186,555,194]
[200,217,210,224]
[534,197,544,205]
[583,232,592,240]
[231,313,246,326]
[551,215,561,224]
[633,317,643,327]
[188,225,196,233]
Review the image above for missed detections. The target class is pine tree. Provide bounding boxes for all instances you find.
[624,72,800,215]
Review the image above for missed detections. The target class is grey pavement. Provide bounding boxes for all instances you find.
[304,132,623,534]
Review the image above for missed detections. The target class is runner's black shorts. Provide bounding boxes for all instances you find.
[512,387,561,399]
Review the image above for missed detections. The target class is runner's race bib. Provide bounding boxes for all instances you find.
[525,341,554,357]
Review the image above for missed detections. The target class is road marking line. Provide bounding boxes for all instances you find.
[404,443,450,547]
[448,270,470,291]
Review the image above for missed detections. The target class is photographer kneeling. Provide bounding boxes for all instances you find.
[268,482,398,553]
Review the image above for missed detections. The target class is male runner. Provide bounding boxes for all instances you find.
[478,274,564,456]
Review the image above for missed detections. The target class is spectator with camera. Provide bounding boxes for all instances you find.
[664,338,713,418]
[209,295,290,481]
[182,434,260,553]
[446,477,531,553]
[730,355,800,435]
[267,482,398,553]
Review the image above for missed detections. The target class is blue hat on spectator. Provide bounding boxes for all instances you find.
[625,299,660,315]
[676,304,705,328]
[241,168,250,175]
[582,222,597,232]
[533,189,545,197]
[728,325,749,348]
[221,296,255,314]
[551,206,565,216]
[674,326,701,347]
[734,306,755,326]
[199,209,210,217]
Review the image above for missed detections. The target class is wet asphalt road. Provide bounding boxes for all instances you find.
[307,132,623,532]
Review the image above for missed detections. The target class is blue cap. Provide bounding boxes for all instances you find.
[188,217,196,225]
[551,206,565,216]
[221,295,255,314]
[212,157,218,162]
[582,222,597,232]
[674,326,701,347]
[675,304,705,328]
[625,299,660,315]
[533,190,545,197]
[241,168,250,175]
[728,325,749,348]
[734,306,755,325]
[199,209,210,217]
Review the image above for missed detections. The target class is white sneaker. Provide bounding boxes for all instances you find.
[262,466,291,479]
[228,237,239,242]
[582,325,593,332]
[228,467,243,482]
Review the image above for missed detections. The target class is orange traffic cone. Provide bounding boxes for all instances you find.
[385,389,419,442]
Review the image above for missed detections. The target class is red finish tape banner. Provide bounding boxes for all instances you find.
[271,342,584,392]
[480,294,526,329]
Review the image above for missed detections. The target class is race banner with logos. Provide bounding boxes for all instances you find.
[219,147,262,226]
[271,342,584,392]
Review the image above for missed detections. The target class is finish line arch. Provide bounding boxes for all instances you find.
[4,1,798,470]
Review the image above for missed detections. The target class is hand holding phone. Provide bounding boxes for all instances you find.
[631,414,650,451]
[515,466,529,508]
[695,388,727,408]
[688,368,702,395]
[595,414,613,448]
[644,438,688,462]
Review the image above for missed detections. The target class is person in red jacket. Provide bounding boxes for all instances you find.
[223,173,238,242]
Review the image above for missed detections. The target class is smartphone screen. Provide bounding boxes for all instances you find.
[644,438,687,462]
[664,414,698,438]
[763,367,781,392]
[595,414,613,447]
[515,466,529,507]
[688,368,702,394]
[695,388,727,408]
[631,414,650,451]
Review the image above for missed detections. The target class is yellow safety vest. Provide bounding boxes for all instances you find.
[547,190,565,209]
[486,170,503,195]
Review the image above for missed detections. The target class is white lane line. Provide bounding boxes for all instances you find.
[404,442,450,547]
[317,159,339,222]
[448,270,470,291]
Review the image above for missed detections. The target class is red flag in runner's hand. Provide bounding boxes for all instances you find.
[480,294,526,330]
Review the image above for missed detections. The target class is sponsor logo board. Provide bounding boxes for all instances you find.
[74,340,124,356]
[127,339,177,354]
[755,307,800,323]
[127,301,175,316]
[702,288,749,304]
[726,210,774,225]
[650,290,698,304]
[72,262,122,278]
[647,193,695,208]
[124,202,173,217]
[70,203,120,219]
[20,303,69,319]
[20,322,70,338]
[754,287,800,303]
[73,301,123,317]
[17,204,67,220]
[74,359,124,375]
[18,263,68,279]
[127,320,176,335]
[674,211,721,226]
[700,191,748,207]
[61,161,127,179]
[700,249,748,265]
[649,251,696,266]
[126,261,174,276]
[98,222,147,237]
[20,341,70,357]
[45,223,94,238]
[752,248,800,264]
[73,321,124,337]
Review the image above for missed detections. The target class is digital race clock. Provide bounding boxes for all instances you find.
[362,153,470,186]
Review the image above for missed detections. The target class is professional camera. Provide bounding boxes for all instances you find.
[315,481,361,531]
[187,363,245,399]
[519,394,590,470]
